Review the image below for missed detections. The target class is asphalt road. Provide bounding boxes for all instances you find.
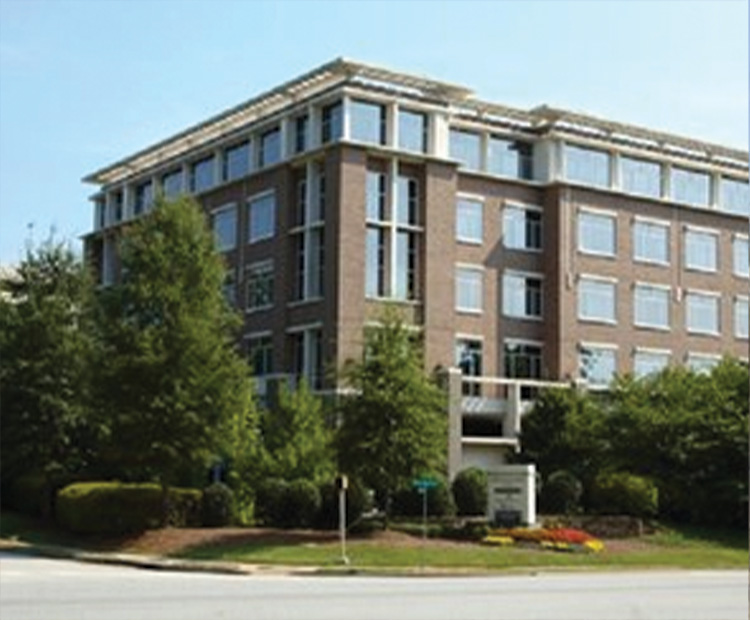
[0,552,746,620]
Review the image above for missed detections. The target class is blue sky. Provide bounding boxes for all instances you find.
[0,0,747,265]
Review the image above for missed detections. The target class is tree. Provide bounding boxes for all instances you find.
[92,196,257,502]
[0,239,98,489]
[336,308,447,518]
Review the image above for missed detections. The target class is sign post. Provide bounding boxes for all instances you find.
[337,475,349,565]
[412,477,438,544]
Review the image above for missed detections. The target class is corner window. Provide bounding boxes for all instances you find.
[685,291,720,336]
[449,129,481,171]
[579,345,616,386]
[671,167,710,206]
[488,137,533,180]
[633,218,669,265]
[455,266,483,313]
[321,102,343,144]
[503,204,542,251]
[633,350,670,379]
[620,156,661,198]
[684,228,718,272]
[564,144,610,188]
[578,277,616,324]
[456,197,483,243]
[398,109,427,153]
[350,100,386,145]
[734,296,748,339]
[633,284,670,330]
[578,210,616,256]
[246,261,274,311]
[248,192,275,243]
[259,128,281,167]
[223,141,250,181]
[502,272,543,320]
[733,235,749,278]
[212,204,237,252]
[720,177,750,216]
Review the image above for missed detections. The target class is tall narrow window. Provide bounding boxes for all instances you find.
[456,267,483,313]
[365,228,386,297]
[190,156,215,193]
[456,197,483,244]
[162,169,183,198]
[111,191,123,223]
[505,340,543,399]
[366,172,387,221]
[395,231,417,300]
[733,235,749,278]
[294,115,309,154]
[246,261,274,311]
[734,296,748,339]
[396,176,418,225]
[720,177,750,216]
[248,335,273,376]
[212,204,237,252]
[259,128,281,167]
[398,109,427,153]
[248,192,275,243]
[134,181,153,215]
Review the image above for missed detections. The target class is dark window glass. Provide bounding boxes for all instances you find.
[112,191,123,222]
[295,115,308,154]
[223,141,250,181]
[134,181,153,215]
[248,336,273,376]
[456,339,483,396]
[321,102,343,144]
[365,227,386,297]
[395,231,416,300]
[260,128,281,167]
[162,169,183,198]
[191,156,215,193]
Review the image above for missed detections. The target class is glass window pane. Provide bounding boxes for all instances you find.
[396,177,418,225]
[686,354,719,374]
[579,346,616,385]
[223,141,250,181]
[488,137,533,179]
[504,205,542,251]
[456,268,483,312]
[321,102,343,144]
[162,169,183,198]
[449,129,481,171]
[621,156,661,198]
[686,293,719,334]
[248,336,273,376]
[366,172,386,221]
[633,351,669,378]
[366,228,386,297]
[191,156,215,193]
[735,297,748,339]
[260,128,281,167]
[578,279,616,323]
[398,109,427,152]
[213,205,237,252]
[505,342,542,379]
[720,177,750,216]
[684,230,717,272]
[578,211,616,256]
[671,168,710,206]
[503,273,542,319]
[456,339,483,396]
[633,220,669,264]
[350,100,385,145]
[134,181,153,215]
[295,115,308,154]
[565,144,610,188]
[634,285,669,329]
[248,193,275,243]
[456,198,483,243]
[733,236,749,277]
[246,263,274,310]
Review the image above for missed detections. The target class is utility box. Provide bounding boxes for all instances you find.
[487,465,536,527]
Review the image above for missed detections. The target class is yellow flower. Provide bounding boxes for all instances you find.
[584,540,605,553]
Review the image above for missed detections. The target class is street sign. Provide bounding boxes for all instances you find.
[413,477,438,490]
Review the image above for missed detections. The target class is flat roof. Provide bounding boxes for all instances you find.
[84,58,749,187]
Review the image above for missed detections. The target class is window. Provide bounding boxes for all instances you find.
[633,284,670,330]
[503,204,542,251]
[456,266,483,313]
[294,115,309,154]
[505,341,543,399]
[449,129,481,171]
[162,169,183,198]
[579,345,617,386]
[685,291,720,335]
[620,156,661,198]
[290,327,323,389]
[671,167,710,206]
[684,228,718,272]
[398,109,427,153]
[366,172,387,221]
[578,277,616,324]
[503,272,543,319]
[733,235,749,278]
[456,339,483,396]
[246,261,274,311]
[111,191,123,223]
[248,192,275,243]
[222,269,236,305]
[190,156,215,193]
[633,218,669,265]
[394,231,417,300]
[321,102,343,144]
[307,229,325,298]
[633,350,670,379]
[311,165,326,223]
[396,176,418,225]
[248,335,273,376]
[720,177,750,216]
[350,100,385,145]
[578,210,616,256]
[488,137,533,179]
[134,181,153,215]
[259,128,281,167]
[223,141,250,181]
[735,296,748,339]
[456,197,483,243]
[686,353,720,374]
[366,228,386,297]
[564,144,610,188]
[212,205,237,252]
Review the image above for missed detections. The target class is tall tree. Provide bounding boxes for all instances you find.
[0,240,97,485]
[93,196,257,495]
[336,308,447,517]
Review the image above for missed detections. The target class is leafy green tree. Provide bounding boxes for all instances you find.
[336,308,447,518]
[0,239,98,489]
[260,379,335,484]
[92,196,257,505]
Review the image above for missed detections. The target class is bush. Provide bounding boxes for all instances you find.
[279,479,321,528]
[316,478,370,530]
[393,477,454,518]
[589,472,658,518]
[201,482,235,527]
[541,470,583,515]
[3,473,48,517]
[451,468,488,516]
[56,482,202,534]
[254,478,288,526]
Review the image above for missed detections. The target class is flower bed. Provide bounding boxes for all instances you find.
[483,527,604,553]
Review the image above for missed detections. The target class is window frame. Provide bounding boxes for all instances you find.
[455,265,484,314]
[502,270,544,320]
[733,234,749,278]
[245,260,274,312]
[632,217,670,266]
[211,203,237,253]
[456,195,484,244]
[578,342,618,386]
[503,202,543,252]
[684,289,721,336]
[683,226,719,273]
[578,207,617,258]
[577,275,617,325]
[247,191,276,244]
[633,282,671,331]
[734,295,749,340]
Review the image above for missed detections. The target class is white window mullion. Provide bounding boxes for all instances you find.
[389,158,399,297]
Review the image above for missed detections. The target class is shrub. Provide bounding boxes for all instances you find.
[392,477,454,518]
[589,472,658,518]
[254,478,288,526]
[315,478,369,530]
[451,468,488,516]
[279,479,321,528]
[56,482,201,534]
[201,482,235,527]
[3,473,48,517]
[541,470,583,515]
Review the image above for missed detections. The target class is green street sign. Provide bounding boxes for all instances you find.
[413,477,438,490]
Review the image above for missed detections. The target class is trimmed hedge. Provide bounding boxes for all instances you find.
[201,482,235,527]
[56,482,202,534]
[541,470,583,515]
[589,472,658,518]
[452,468,488,516]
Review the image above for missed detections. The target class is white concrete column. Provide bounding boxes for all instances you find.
[387,102,398,149]
[342,95,351,141]
[480,132,489,173]
[308,104,319,149]
[661,163,671,201]
[389,158,399,297]
[610,151,620,191]
[279,117,290,161]
[709,171,721,209]
[121,185,131,221]
[432,112,449,158]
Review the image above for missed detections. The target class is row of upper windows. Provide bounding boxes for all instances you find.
[577,208,749,277]
[454,265,749,340]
